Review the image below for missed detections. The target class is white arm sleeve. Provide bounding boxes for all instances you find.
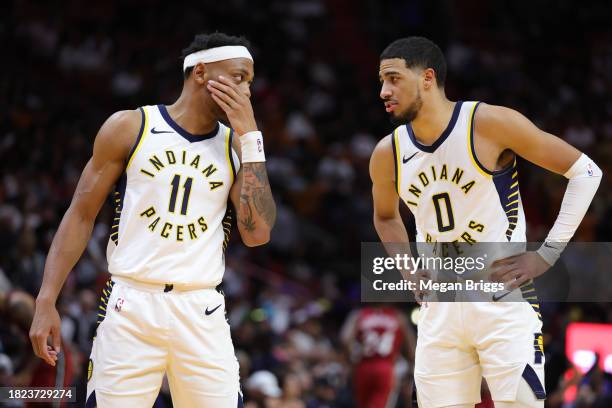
[537,153,602,265]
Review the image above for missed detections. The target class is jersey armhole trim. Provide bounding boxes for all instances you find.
[468,102,515,178]
[391,128,401,194]
[226,127,237,184]
[126,106,148,170]
[467,102,492,179]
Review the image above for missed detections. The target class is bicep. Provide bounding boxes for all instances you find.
[483,106,581,175]
[372,180,400,219]
[70,154,124,221]
[69,111,137,220]
[370,138,400,219]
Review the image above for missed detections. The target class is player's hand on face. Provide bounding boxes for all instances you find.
[489,251,550,290]
[207,75,257,136]
[29,302,61,366]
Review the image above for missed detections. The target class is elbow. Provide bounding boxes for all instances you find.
[588,158,603,180]
[66,203,96,226]
[242,229,271,247]
[373,213,392,229]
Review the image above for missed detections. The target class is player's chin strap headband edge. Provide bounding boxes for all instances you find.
[183,46,253,71]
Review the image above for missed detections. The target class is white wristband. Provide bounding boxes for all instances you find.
[240,131,266,163]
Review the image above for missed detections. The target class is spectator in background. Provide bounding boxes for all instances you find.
[245,370,283,408]
[280,371,306,408]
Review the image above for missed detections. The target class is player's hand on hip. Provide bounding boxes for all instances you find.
[490,251,550,290]
[207,75,257,136]
[411,269,431,306]
[29,300,61,366]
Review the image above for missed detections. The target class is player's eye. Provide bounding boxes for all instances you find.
[234,74,244,82]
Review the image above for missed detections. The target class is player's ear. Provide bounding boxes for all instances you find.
[192,62,207,85]
[422,68,436,90]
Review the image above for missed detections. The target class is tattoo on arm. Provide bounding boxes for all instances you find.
[238,162,276,231]
[251,187,275,227]
[239,194,256,232]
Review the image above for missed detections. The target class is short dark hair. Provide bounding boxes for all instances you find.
[181,32,251,79]
[380,37,447,88]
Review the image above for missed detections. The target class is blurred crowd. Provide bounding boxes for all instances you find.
[1,0,611,407]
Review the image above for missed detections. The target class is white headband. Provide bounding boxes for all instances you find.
[183,46,253,71]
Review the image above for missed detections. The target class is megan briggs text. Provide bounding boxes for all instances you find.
[372,279,505,293]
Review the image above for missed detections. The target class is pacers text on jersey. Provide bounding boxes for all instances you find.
[136,149,226,242]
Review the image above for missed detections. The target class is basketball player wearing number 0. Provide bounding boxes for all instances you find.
[370,37,601,407]
[29,33,276,407]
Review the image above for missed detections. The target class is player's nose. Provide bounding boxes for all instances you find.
[380,83,392,100]
[241,83,251,99]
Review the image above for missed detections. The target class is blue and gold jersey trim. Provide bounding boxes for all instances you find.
[467,102,491,179]
[467,102,515,179]
[222,127,237,252]
[109,173,127,245]
[94,279,115,339]
[222,205,234,253]
[391,128,401,194]
[407,101,462,153]
[492,160,520,241]
[126,106,149,170]
[226,127,237,184]
[533,332,544,364]
[158,104,219,142]
[521,279,542,321]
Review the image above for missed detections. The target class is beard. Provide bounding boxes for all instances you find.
[389,88,422,126]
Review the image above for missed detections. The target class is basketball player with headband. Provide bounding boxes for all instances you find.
[30,33,275,407]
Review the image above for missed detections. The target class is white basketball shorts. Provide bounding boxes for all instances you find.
[85,277,242,407]
[414,301,545,407]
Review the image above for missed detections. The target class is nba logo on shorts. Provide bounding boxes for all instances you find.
[115,297,124,312]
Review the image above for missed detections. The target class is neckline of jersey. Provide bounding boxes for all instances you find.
[157,104,220,142]
[405,101,463,153]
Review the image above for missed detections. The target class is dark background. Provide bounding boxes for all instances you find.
[1,0,611,406]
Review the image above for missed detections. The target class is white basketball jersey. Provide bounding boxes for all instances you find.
[393,101,526,245]
[106,104,240,287]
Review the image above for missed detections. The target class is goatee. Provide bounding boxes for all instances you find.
[388,89,422,126]
[389,108,418,126]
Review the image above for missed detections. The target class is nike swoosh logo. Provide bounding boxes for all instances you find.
[151,127,173,134]
[543,242,558,249]
[205,304,222,316]
[492,291,511,302]
[403,152,418,164]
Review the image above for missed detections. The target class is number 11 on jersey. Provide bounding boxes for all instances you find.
[169,174,193,215]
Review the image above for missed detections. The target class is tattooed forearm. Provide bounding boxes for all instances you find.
[252,187,275,226]
[238,162,276,234]
[239,193,257,232]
